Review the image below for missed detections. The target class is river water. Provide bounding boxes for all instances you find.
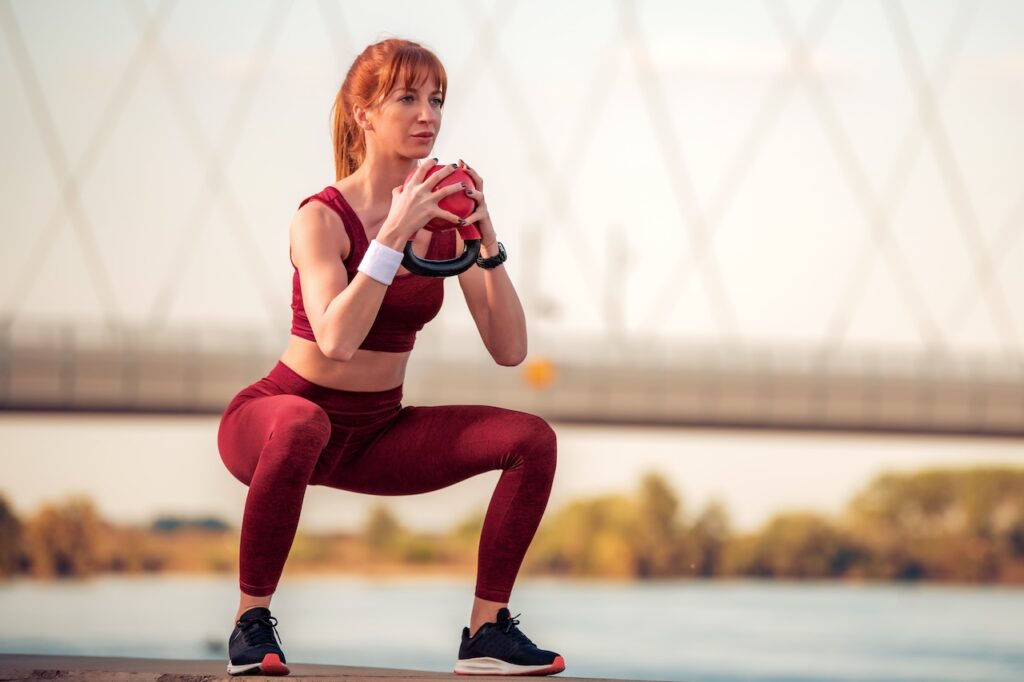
[1,575,1021,681]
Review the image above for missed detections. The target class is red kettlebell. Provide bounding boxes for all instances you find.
[399,162,482,277]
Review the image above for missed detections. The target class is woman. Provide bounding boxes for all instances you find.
[216,38,564,677]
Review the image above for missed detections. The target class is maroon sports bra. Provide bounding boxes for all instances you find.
[290,186,455,353]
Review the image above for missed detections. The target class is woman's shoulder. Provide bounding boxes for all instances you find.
[291,185,354,264]
[297,183,343,216]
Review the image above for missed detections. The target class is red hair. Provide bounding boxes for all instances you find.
[331,38,448,180]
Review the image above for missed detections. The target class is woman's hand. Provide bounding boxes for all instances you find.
[458,159,497,247]
[376,160,468,249]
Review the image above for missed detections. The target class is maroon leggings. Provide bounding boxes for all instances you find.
[216,361,557,601]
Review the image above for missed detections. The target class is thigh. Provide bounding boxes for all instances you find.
[217,392,332,486]
[320,404,550,495]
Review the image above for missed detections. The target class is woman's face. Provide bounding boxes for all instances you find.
[367,77,444,159]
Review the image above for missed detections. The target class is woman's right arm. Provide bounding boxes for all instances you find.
[290,162,466,360]
[289,203,389,361]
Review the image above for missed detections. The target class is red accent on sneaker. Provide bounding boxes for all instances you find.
[260,652,290,676]
[546,655,567,675]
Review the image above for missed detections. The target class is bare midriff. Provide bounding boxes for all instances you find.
[280,336,410,391]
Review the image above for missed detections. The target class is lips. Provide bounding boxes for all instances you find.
[412,133,434,138]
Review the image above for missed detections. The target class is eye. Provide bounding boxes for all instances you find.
[400,95,414,103]
[431,97,444,107]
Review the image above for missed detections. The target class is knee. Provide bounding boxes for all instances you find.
[516,414,557,476]
[269,396,332,455]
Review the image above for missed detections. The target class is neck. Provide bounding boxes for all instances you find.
[347,147,419,209]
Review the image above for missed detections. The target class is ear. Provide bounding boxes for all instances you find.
[353,104,374,132]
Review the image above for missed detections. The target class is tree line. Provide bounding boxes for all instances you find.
[1,464,1022,583]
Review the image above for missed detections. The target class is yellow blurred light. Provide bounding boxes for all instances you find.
[523,356,556,390]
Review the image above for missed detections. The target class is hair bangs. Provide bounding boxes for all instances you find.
[375,45,447,104]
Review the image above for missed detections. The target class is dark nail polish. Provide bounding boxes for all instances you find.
[458,218,466,225]
[465,189,473,195]
[460,182,466,188]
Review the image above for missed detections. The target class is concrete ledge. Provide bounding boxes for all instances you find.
[0,653,641,682]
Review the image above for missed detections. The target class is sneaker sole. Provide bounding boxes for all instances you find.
[227,652,290,676]
[454,654,565,676]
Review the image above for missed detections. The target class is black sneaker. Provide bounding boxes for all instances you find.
[227,606,290,676]
[454,607,566,676]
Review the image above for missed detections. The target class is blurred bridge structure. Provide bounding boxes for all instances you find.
[2,317,1021,436]
[1,0,1022,436]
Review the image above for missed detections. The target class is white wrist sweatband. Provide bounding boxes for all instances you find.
[357,239,404,285]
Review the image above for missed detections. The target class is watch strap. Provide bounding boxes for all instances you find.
[476,241,507,269]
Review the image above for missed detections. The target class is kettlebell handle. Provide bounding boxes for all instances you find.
[402,239,481,278]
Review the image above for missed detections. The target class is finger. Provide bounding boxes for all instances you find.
[456,187,483,212]
[460,208,487,225]
[412,157,438,185]
[456,159,482,191]
[459,161,483,188]
[433,208,464,225]
[424,162,459,190]
[440,180,471,198]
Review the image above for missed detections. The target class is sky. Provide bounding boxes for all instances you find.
[1,0,1022,356]
[1,0,1023,534]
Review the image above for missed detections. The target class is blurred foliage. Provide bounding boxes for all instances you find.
[841,466,1024,581]
[0,496,24,577]
[452,510,485,549]
[363,502,403,557]
[398,534,442,563]
[362,503,456,564]
[2,465,1023,584]
[723,512,860,578]
[20,495,104,577]
[691,500,730,576]
[289,529,331,564]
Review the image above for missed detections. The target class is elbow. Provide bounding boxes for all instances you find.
[494,346,528,367]
[316,321,356,361]
[331,348,355,363]
[331,345,356,362]
[319,339,354,363]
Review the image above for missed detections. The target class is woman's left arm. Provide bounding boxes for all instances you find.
[454,161,527,366]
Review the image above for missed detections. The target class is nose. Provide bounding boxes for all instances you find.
[418,102,439,124]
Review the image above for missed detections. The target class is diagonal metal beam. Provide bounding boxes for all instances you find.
[317,0,356,80]
[768,0,949,355]
[883,0,1021,354]
[441,0,520,136]
[619,0,741,341]
[638,0,842,337]
[456,0,610,303]
[815,0,981,359]
[947,183,1024,346]
[0,0,179,330]
[142,0,292,334]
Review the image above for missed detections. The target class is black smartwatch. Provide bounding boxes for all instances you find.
[476,241,507,269]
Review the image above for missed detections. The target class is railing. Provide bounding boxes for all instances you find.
[1,317,1022,437]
